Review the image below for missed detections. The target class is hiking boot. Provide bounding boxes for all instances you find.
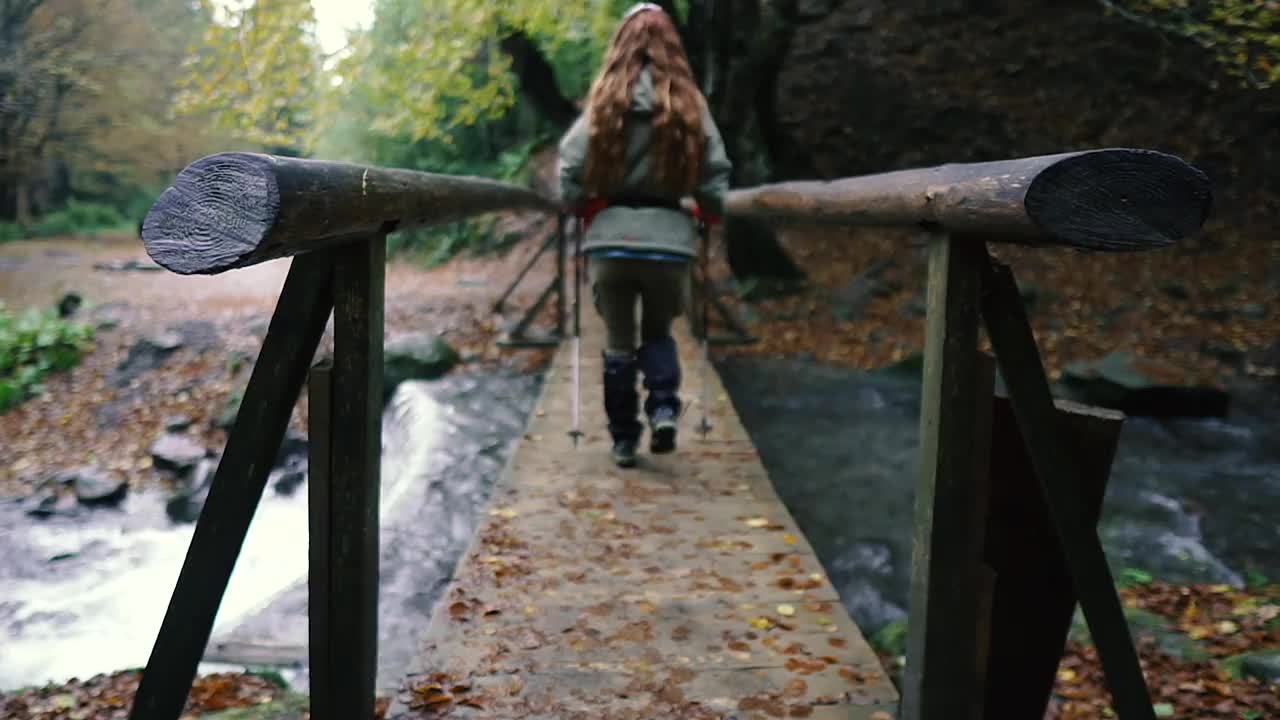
[649,405,678,454]
[611,437,639,468]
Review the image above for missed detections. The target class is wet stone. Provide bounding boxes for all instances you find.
[150,433,208,475]
[68,467,128,507]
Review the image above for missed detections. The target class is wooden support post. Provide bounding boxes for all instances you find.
[308,361,334,719]
[903,232,995,720]
[325,236,386,719]
[982,396,1124,719]
[129,251,336,720]
[980,257,1155,720]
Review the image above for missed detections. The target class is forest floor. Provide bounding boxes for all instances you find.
[2,217,1278,718]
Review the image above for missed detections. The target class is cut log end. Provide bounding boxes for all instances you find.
[1026,149,1212,252]
[142,153,280,275]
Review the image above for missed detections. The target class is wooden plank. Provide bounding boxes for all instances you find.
[902,232,995,720]
[326,236,386,720]
[980,257,1155,720]
[982,396,1124,720]
[307,361,334,720]
[129,250,336,720]
[389,310,899,719]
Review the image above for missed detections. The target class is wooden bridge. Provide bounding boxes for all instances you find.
[388,310,898,718]
[128,148,1210,720]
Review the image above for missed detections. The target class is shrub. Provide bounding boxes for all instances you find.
[0,303,95,413]
[28,200,130,239]
[0,222,23,244]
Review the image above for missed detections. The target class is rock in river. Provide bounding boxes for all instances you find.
[150,433,208,475]
[66,466,128,506]
[1058,352,1230,418]
[383,333,460,400]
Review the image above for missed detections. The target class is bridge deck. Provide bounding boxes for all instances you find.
[391,306,899,719]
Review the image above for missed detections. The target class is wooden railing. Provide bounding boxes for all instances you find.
[131,148,1210,720]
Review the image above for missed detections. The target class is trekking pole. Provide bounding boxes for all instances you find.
[696,217,713,439]
[567,213,584,448]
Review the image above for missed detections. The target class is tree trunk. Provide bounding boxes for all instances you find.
[14,181,31,226]
[706,0,808,284]
[499,31,578,129]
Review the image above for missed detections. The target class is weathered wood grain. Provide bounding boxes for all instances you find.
[981,256,1156,720]
[982,396,1124,720]
[142,152,556,274]
[326,237,386,719]
[725,148,1211,252]
[902,232,995,720]
[129,250,335,720]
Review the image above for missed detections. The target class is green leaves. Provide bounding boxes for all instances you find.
[1102,1,1280,88]
[0,302,94,414]
[175,0,323,150]
[321,0,619,147]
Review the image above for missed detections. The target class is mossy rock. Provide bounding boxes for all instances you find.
[1220,649,1280,683]
[1122,607,1211,662]
[870,618,909,657]
[384,333,460,400]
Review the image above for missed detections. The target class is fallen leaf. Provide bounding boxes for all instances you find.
[745,517,770,528]
[777,604,796,617]
[783,534,799,545]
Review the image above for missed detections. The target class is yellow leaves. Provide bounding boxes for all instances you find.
[783,534,799,545]
[1058,668,1078,682]
[776,604,796,617]
[1213,620,1239,635]
[750,617,774,630]
[489,507,518,519]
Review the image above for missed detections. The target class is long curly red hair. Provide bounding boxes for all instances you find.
[582,8,704,197]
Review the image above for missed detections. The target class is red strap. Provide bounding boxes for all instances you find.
[578,197,609,230]
[691,203,721,227]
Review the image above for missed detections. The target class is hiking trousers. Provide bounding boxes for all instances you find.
[588,256,690,353]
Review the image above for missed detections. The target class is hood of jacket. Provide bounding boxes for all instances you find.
[630,67,657,116]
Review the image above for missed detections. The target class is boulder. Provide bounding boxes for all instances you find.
[67,466,128,506]
[271,467,306,496]
[1058,352,1230,418]
[170,320,221,354]
[112,331,184,386]
[24,486,78,518]
[57,292,82,318]
[166,458,216,524]
[383,333,460,399]
[150,433,208,475]
[275,428,308,467]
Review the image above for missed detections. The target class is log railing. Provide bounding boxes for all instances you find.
[131,147,1211,720]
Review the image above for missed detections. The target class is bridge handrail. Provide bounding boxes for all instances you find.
[141,147,1211,275]
[133,145,1212,720]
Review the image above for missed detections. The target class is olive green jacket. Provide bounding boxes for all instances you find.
[557,69,733,258]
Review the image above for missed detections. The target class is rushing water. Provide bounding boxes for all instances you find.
[717,357,1280,636]
[0,373,540,692]
[2,352,1275,692]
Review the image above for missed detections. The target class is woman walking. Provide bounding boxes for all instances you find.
[557,2,732,467]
